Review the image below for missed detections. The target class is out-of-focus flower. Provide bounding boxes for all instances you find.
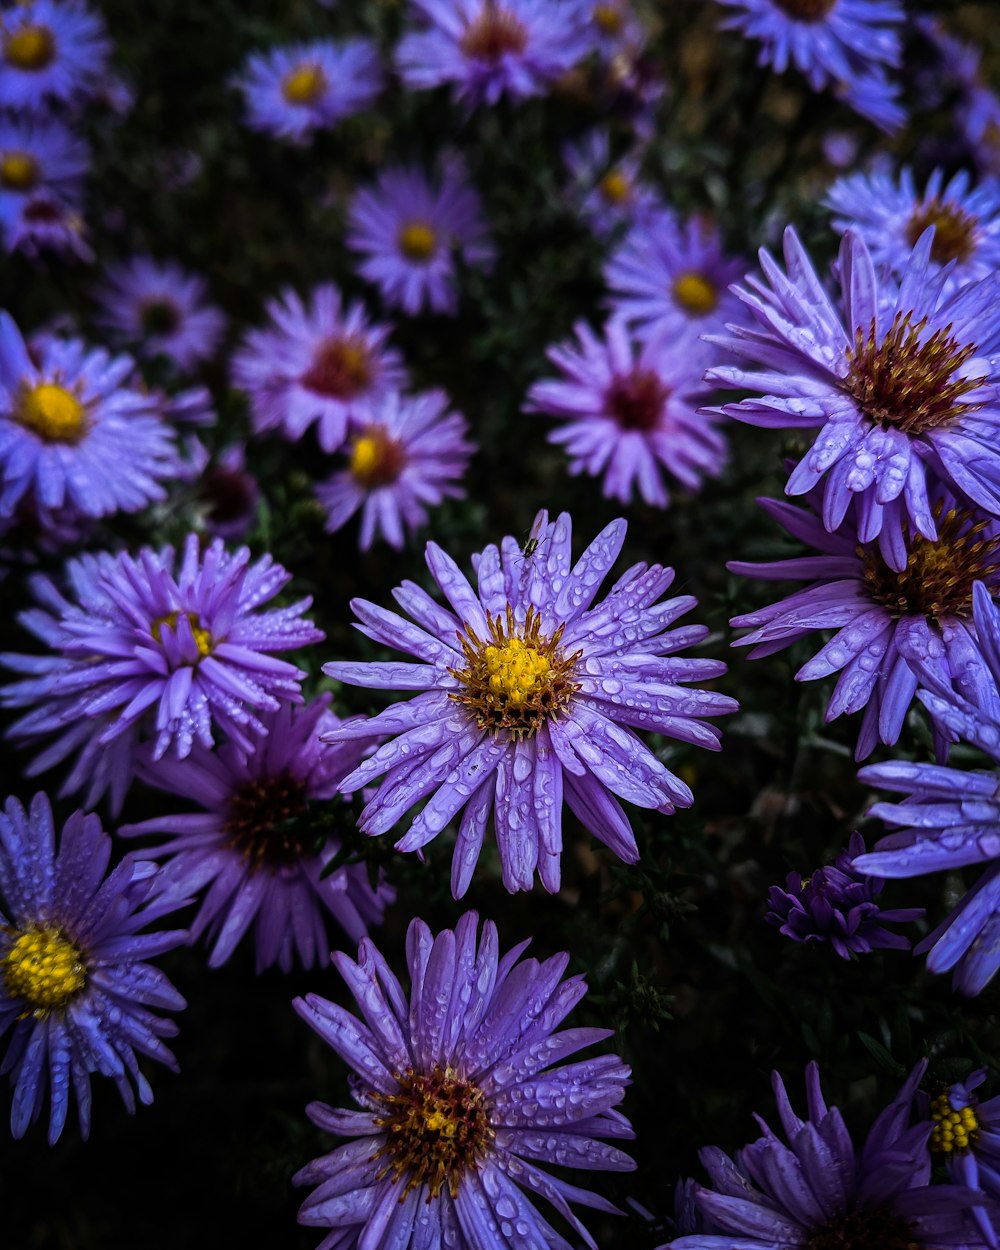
[0,312,181,521]
[562,129,659,237]
[93,256,226,372]
[827,166,1000,289]
[233,284,406,453]
[119,698,393,973]
[322,509,737,895]
[710,0,905,131]
[315,388,473,550]
[0,793,186,1144]
[396,0,592,109]
[0,115,87,237]
[196,444,259,541]
[526,316,725,507]
[663,1061,994,1249]
[235,38,382,143]
[728,485,1000,759]
[709,227,1000,571]
[0,0,112,113]
[347,160,496,316]
[0,534,323,813]
[766,830,923,957]
[4,187,91,260]
[294,911,635,1247]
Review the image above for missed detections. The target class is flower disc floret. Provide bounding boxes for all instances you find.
[672,271,719,315]
[4,25,55,71]
[301,335,372,399]
[0,151,39,190]
[930,1091,979,1153]
[905,199,977,264]
[16,381,86,443]
[1,925,85,1013]
[459,5,529,60]
[224,771,309,869]
[397,220,438,262]
[282,62,327,106]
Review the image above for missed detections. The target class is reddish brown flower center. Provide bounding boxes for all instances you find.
[372,1065,494,1199]
[904,198,978,266]
[300,336,372,399]
[771,0,837,20]
[805,1206,921,1250]
[140,299,182,336]
[223,771,310,871]
[459,2,529,61]
[605,368,667,431]
[202,467,254,525]
[845,311,986,436]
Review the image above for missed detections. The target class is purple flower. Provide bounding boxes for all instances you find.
[3,187,92,260]
[0,534,323,813]
[0,793,186,1144]
[605,211,746,360]
[0,114,88,237]
[527,316,726,508]
[855,582,1000,995]
[294,911,635,1248]
[562,129,660,238]
[93,255,226,372]
[347,159,496,316]
[0,312,182,521]
[118,698,392,973]
[585,0,647,57]
[728,485,1000,759]
[396,0,591,109]
[922,1068,1000,1248]
[232,284,407,453]
[322,509,737,896]
[663,1060,994,1249]
[235,38,383,143]
[766,830,923,957]
[195,444,259,541]
[315,388,474,550]
[0,0,112,113]
[709,227,1000,568]
[826,165,1000,290]
[711,0,904,131]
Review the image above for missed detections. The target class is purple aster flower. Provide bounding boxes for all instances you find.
[0,115,87,236]
[4,187,91,260]
[118,698,393,973]
[0,0,111,113]
[294,911,635,1248]
[921,1068,1000,1248]
[663,1060,995,1250]
[526,316,726,507]
[315,388,473,551]
[585,0,646,56]
[235,38,383,143]
[0,312,182,521]
[709,227,1000,568]
[711,0,905,131]
[854,581,1000,995]
[93,256,226,372]
[605,211,746,360]
[347,159,496,317]
[0,793,186,1144]
[396,0,591,109]
[322,509,738,896]
[196,444,259,541]
[728,484,1000,759]
[826,166,1000,290]
[766,830,923,957]
[232,284,407,453]
[0,534,323,813]
[562,129,660,238]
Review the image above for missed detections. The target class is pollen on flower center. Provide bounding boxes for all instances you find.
[0,150,39,190]
[2,926,86,1014]
[599,169,631,205]
[605,368,668,431]
[398,221,438,262]
[372,1065,495,1199]
[930,1090,979,1153]
[459,4,529,62]
[450,605,580,738]
[804,1206,921,1250]
[861,506,1000,621]
[845,311,986,436]
[4,24,56,70]
[16,382,87,444]
[223,771,310,871]
[593,4,624,35]
[771,0,837,20]
[672,271,719,315]
[349,427,406,489]
[150,610,214,658]
[905,198,977,266]
[281,62,328,106]
[300,335,372,398]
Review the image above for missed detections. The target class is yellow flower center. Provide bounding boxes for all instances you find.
[593,4,624,35]
[459,4,529,62]
[281,62,328,106]
[672,271,719,315]
[905,198,978,266]
[349,426,405,489]
[451,605,580,739]
[16,382,87,444]
[2,926,86,1014]
[301,335,372,399]
[372,1065,494,1199]
[398,221,438,262]
[930,1090,979,1153]
[599,169,631,205]
[150,610,214,658]
[0,150,39,191]
[4,24,55,71]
